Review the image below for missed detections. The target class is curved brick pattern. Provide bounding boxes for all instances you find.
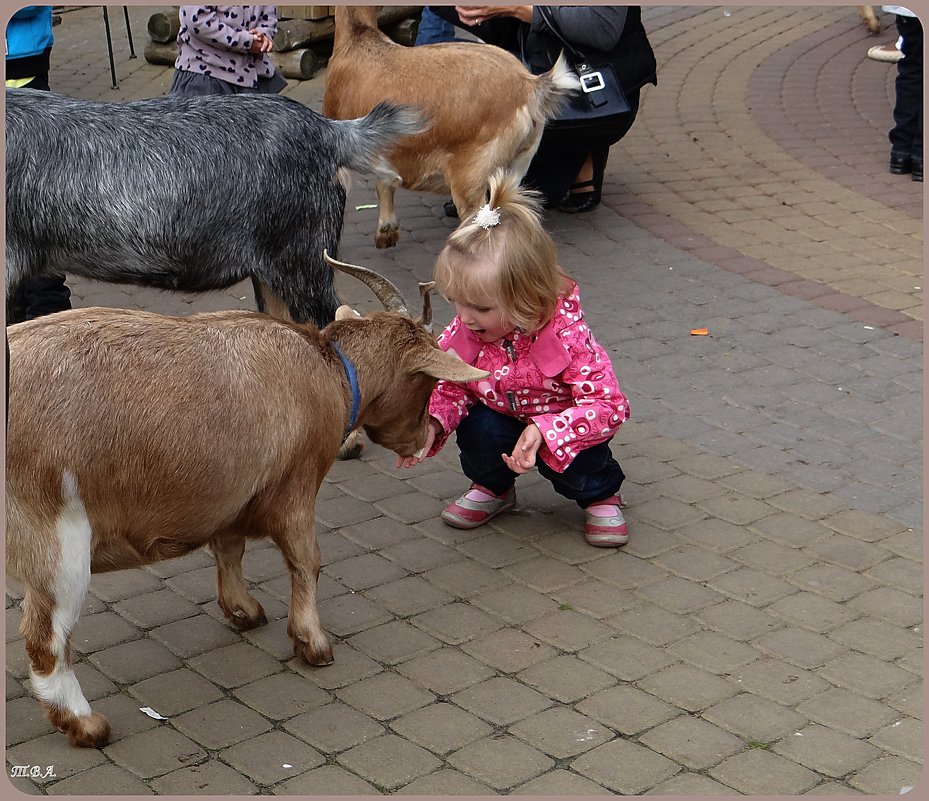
[5,5,921,796]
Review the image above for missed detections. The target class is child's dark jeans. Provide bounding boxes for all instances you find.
[454,403,624,508]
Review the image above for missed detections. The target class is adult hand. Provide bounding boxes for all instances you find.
[501,423,542,474]
[395,418,440,469]
[454,5,534,26]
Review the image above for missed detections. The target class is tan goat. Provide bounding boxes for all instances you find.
[323,5,579,248]
[5,256,487,748]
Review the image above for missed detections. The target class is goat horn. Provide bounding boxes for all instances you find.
[418,281,435,333]
[323,249,408,316]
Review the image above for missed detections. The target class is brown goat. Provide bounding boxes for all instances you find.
[5,258,487,748]
[323,5,578,248]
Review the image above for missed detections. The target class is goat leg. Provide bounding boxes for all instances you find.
[211,535,268,630]
[374,177,402,249]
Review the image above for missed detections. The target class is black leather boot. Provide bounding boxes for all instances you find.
[890,150,913,175]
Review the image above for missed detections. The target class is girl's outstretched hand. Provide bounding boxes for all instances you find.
[396,418,440,469]
[502,423,542,474]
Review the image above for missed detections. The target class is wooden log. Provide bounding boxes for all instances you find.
[382,17,420,48]
[144,40,317,81]
[147,9,180,43]
[278,5,331,21]
[271,48,317,80]
[273,6,419,51]
[144,40,177,67]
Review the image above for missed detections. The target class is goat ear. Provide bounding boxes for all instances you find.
[335,304,362,320]
[415,349,489,383]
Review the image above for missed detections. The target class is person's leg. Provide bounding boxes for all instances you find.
[890,15,923,177]
[415,6,456,45]
[454,404,523,495]
[536,439,625,508]
[19,274,71,321]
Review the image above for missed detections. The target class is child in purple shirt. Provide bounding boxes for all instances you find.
[397,171,630,546]
[169,5,286,95]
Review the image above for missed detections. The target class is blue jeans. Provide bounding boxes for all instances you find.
[454,404,625,508]
[415,7,455,45]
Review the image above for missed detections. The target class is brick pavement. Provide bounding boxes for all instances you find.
[5,5,922,795]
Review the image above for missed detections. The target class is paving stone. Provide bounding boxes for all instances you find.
[820,652,916,699]
[516,654,616,704]
[456,532,539,568]
[636,576,726,614]
[461,627,555,673]
[400,768,498,795]
[380,538,461,572]
[551,578,639,618]
[412,601,504,645]
[446,734,555,791]
[337,733,443,791]
[696,599,783,641]
[173,699,273,750]
[868,717,922,762]
[503,556,587,592]
[522,609,615,652]
[577,683,678,736]
[220,730,325,787]
[325,552,410,591]
[395,647,496,695]
[578,635,676,681]
[471,583,560,624]
[71,612,142,655]
[362,575,454,617]
[804,781,864,795]
[45,763,154,795]
[730,658,831,705]
[128,669,224,718]
[284,701,384,753]
[622,522,685,559]
[823,509,907,542]
[571,738,680,794]
[90,569,165,602]
[336,671,436,722]
[638,663,739,712]
[89,639,182,685]
[748,513,835,547]
[287,642,383,691]
[865,557,922,594]
[847,754,923,794]
[424,558,511,597]
[104,727,207,779]
[702,692,807,741]
[804,534,892,571]
[451,676,553,726]
[787,562,877,602]
[143,550,216,579]
[149,758,257,795]
[646,771,737,795]
[634,496,708,529]
[164,567,224,605]
[752,627,849,670]
[827,616,921,660]
[348,619,442,665]
[112,589,202,629]
[390,702,492,755]
[677,517,756,552]
[581,551,669,588]
[772,723,882,778]
[509,706,613,759]
[317,593,393,638]
[512,768,609,795]
[6,695,56,745]
[91,694,165,743]
[668,630,762,674]
[232,671,331,721]
[797,687,899,739]
[766,590,859,632]
[697,493,773,526]
[709,748,821,795]
[150,613,242,659]
[638,714,744,770]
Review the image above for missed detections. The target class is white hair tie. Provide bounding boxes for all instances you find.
[473,203,501,229]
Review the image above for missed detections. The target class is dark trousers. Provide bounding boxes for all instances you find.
[523,90,641,205]
[454,403,625,508]
[890,15,923,160]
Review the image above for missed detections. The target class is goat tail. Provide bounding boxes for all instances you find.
[334,101,429,179]
[532,52,582,122]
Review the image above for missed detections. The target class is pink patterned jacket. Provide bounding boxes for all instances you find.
[428,284,629,473]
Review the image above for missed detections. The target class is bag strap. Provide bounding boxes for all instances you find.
[536,6,588,65]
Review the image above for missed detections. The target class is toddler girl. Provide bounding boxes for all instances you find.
[397,171,630,546]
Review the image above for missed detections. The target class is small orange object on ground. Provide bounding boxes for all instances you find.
[690,328,709,336]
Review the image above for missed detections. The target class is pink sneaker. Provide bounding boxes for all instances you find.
[584,495,629,547]
[441,484,516,529]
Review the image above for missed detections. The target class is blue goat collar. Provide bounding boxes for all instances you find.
[332,343,360,442]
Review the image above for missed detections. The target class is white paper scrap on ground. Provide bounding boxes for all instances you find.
[139,707,169,720]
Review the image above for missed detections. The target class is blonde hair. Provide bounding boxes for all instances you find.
[434,171,574,334]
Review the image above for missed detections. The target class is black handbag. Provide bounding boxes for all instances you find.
[536,7,631,134]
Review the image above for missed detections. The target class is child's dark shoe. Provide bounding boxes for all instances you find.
[441,484,515,529]
[584,495,629,546]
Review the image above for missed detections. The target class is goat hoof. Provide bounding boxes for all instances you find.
[375,229,400,249]
[337,441,364,461]
[230,608,268,631]
[295,637,333,666]
[222,600,267,630]
[47,706,111,748]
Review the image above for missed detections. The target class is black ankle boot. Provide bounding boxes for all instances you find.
[890,150,913,175]
[912,157,923,182]
[556,179,601,214]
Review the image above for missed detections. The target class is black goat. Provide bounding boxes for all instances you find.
[5,88,425,327]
